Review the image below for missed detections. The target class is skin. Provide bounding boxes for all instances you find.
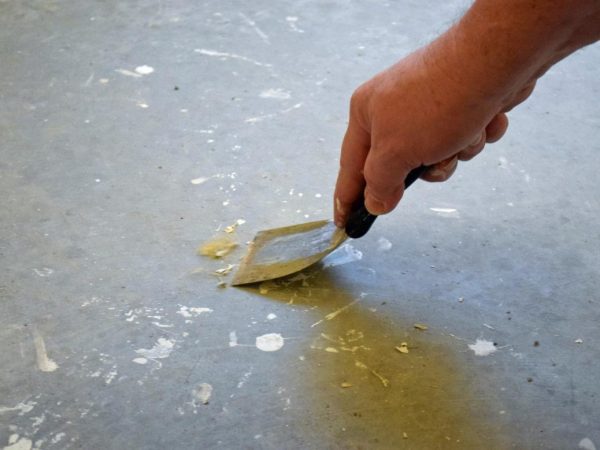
[334,0,600,227]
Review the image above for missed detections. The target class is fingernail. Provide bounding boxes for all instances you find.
[366,197,386,215]
[428,169,444,179]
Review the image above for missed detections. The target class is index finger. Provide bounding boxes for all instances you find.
[333,117,371,227]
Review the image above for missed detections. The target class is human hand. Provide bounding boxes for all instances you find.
[333,42,537,227]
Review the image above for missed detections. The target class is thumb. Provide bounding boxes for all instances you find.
[362,150,413,215]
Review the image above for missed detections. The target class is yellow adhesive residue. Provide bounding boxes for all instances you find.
[414,323,429,331]
[198,235,238,258]
[251,269,512,449]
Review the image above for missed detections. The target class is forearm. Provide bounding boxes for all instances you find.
[427,0,600,108]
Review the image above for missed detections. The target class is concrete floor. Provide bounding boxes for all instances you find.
[1,1,599,449]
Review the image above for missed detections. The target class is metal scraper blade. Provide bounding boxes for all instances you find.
[231,219,347,286]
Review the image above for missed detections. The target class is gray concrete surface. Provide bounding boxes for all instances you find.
[1,1,599,449]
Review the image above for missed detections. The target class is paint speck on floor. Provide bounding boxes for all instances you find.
[285,16,304,33]
[177,306,213,318]
[377,237,392,251]
[429,207,460,217]
[192,383,213,405]
[135,338,175,360]
[267,313,277,320]
[132,357,148,365]
[3,436,32,450]
[256,333,284,352]
[32,330,58,372]
[468,339,497,356]
[33,268,53,277]
[579,437,597,450]
[191,177,209,185]
[229,331,238,347]
[115,68,143,78]
[194,48,272,68]
[260,88,291,99]
[134,65,154,75]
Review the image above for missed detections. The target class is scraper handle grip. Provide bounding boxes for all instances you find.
[344,165,428,239]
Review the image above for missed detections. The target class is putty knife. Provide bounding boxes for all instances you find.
[231,166,427,285]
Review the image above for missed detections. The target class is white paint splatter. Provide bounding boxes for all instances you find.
[99,78,109,84]
[239,12,270,44]
[575,338,584,344]
[194,49,272,68]
[191,177,209,185]
[50,433,65,445]
[260,88,291,100]
[256,333,284,352]
[177,306,213,318]
[322,244,363,268]
[579,438,597,450]
[468,339,497,356]
[115,69,142,78]
[81,296,102,307]
[498,156,509,169]
[229,331,238,347]
[245,113,275,123]
[286,16,304,33]
[33,268,53,277]
[3,436,32,450]
[132,357,148,365]
[0,401,36,416]
[104,369,118,384]
[266,313,277,320]
[134,65,154,75]
[430,207,460,218]
[192,383,213,405]
[137,102,149,109]
[32,330,58,372]
[377,237,392,251]
[135,338,175,360]
[237,369,253,388]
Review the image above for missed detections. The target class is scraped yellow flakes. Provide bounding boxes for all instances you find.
[214,264,235,276]
[414,323,428,331]
[198,235,237,258]
[224,219,246,233]
[341,382,353,388]
[395,342,409,354]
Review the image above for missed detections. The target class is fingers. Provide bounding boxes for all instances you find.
[362,150,414,215]
[485,113,509,143]
[333,117,371,227]
[457,130,486,161]
[421,155,459,182]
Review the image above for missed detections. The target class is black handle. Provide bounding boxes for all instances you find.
[344,165,428,239]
